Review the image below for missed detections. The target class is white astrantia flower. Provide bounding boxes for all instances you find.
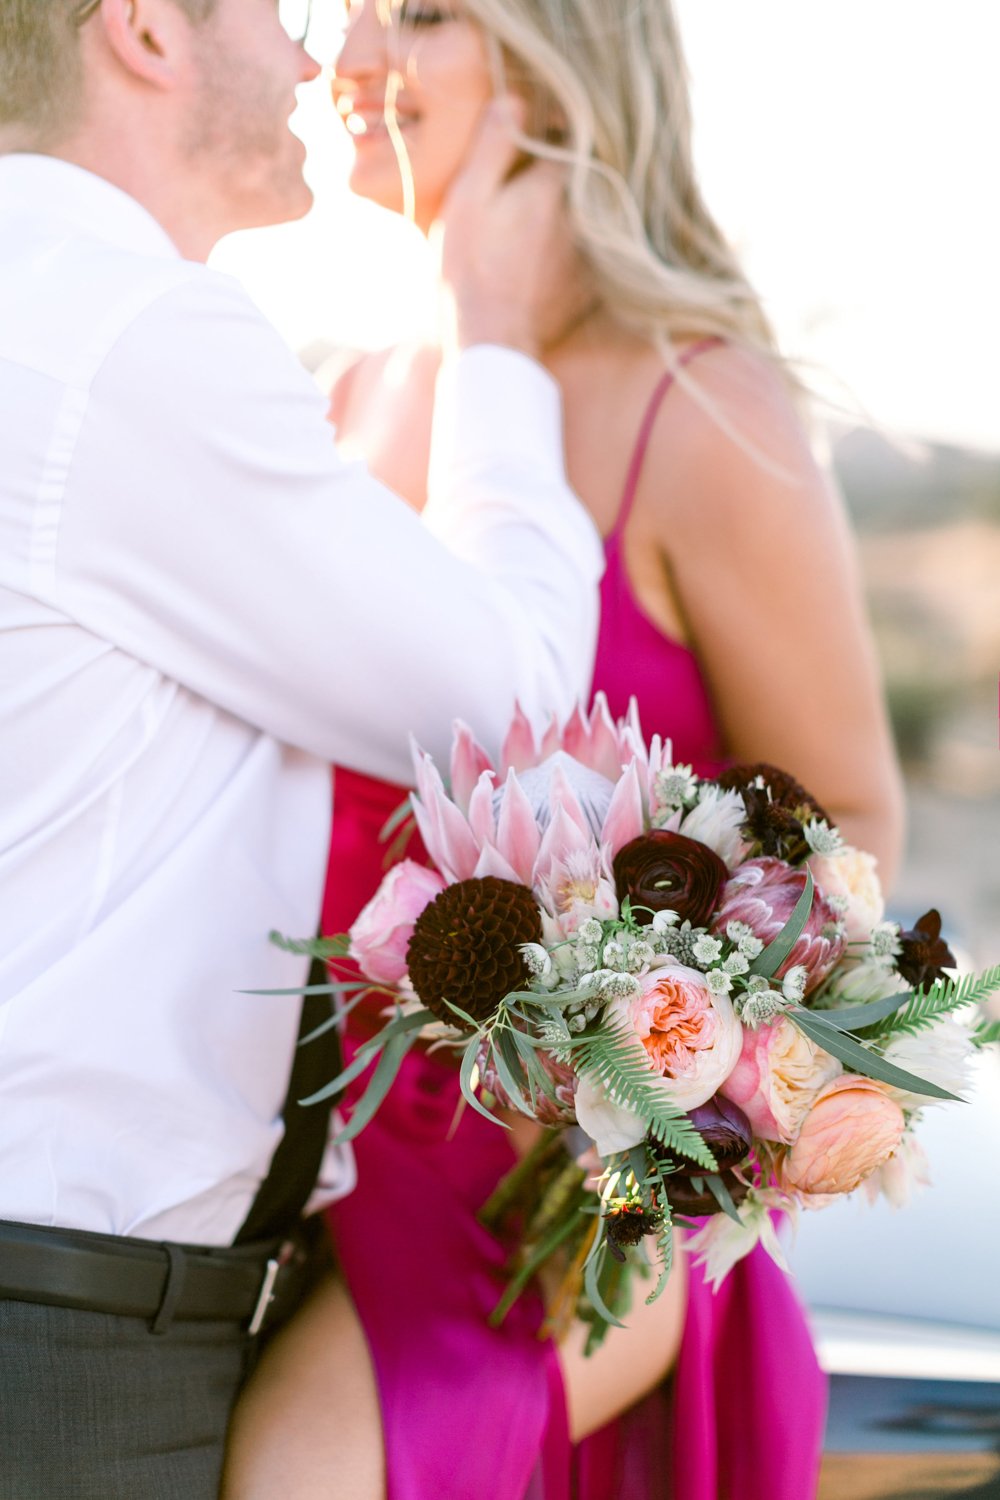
[519,943,552,979]
[726,920,754,944]
[602,938,626,969]
[826,893,851,917]
[693,934,723,965]
[882,1019,975,1109]
[579,969,641,1001]
[574,944,601,975]
[869,921,903,965]
[804,819,844,856]
[651,909,681,934]
[781,965,809,1002]
[679,786,750,869]
[628,940,656,972]
[738,933,765,960]
[577,917,604,946]
[706,968,734,996]
[652,763,699,811]
[722,951,750,976]
[741,991,785,1029]
[745,973,771,994]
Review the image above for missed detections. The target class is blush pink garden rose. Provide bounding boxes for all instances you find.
[348,860,447,986]
[780,1075,906,1198]
[711,857,847,995]
[720,1015,841,1143]
[575,960,743,1154]
[807,845,884,944]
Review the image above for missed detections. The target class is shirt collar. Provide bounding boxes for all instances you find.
[0,153,182,261]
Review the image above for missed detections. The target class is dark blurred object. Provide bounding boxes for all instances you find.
[819,1373,1000,1499]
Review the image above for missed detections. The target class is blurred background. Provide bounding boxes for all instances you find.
[212,3,999,1485]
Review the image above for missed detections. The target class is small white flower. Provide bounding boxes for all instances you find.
[577,917,604,946]
[706,968,734,996]
[575,943,601,974]
[738,933,764,960]
[726,920,754,944]
[579,968,641,1001]
[722,951,750,976]
[653,764,698,809]
[804,818,844,856]
[745,973,771,994]
[781,965,808,1002]
[826,893,851,917]
[693,935,724,965]
[602,938,626,969]
[652,909,681,934]
[741,991,785,1028]
[519,942,552,979]
[869,921,903,964]
[628,940,656,972]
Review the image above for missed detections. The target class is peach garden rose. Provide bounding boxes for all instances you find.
[781,1075,906,1198]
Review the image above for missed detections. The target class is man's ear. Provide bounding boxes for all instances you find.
[97,0,195,89]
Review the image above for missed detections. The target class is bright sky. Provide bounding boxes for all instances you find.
[212,1,1000,453]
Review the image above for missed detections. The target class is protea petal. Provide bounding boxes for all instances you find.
[535,801,594,885]
[559,703,592,765]
[467,768,498,846]
[450,720,494,814]
[500,702,539,775]
[472,842,523,884]
[411,745,480,882]
[494,768,542,885]
[548,762,591,839]
[538,712,561,762]
[584,692,629,781]
[600,758,646,859]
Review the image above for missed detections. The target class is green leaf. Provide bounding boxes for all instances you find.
[705,1173,742,1224]
[748,870,814,980]
[325,1030,416,1142]
[645,1172,675,1306]
[239,982,339,997]
[378,794,415,844]
[492,1028,534,1117]
[583,1234,627,1331]
[269,930,351,959]
[788,1007,961,1100]
[569,1026,716,1169]
[860,965,1000,1041]
[298,1008,437,1103]
[807,988,922,1032]
[460,1036,509,1129]
[488,1213,580,1327]
[972,1019,1000,1049]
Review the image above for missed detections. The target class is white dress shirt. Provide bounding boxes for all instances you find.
[0,155,602,1246]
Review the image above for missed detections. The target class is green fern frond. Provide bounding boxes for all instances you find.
[972,1018,1000,1049]
[862,965,1000,1040]
[569,1027,716,1169]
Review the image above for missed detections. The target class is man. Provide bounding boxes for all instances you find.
[0,0,602,1492]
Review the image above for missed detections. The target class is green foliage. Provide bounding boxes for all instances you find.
[269,930,351,959]
[972,1018,1000,1049]
[859,965,1000,1041]
[568,1026,716,1168]
[747,871,814,980]
[788,1007,960,1099]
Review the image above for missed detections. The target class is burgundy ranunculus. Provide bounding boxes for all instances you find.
[657,1094,753,1176]
[896,909,955,988]
[612,831,727,928]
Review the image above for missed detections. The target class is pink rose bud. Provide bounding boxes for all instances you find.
[781,1076,905,1197]
[348,860,446,986]
[712,857,847,996]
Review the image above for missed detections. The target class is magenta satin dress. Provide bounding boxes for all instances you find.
[324,344,827,1499]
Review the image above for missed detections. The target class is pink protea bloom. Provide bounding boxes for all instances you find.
[348,860,447,985]
[712,857,847,995]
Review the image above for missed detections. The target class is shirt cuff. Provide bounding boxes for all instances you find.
[425,345,567,513]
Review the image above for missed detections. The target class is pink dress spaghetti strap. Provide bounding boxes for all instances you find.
[324,340,827,1499]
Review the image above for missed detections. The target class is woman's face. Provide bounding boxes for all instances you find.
[333,1,495,231]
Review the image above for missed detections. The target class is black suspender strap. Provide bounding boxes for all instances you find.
[234,958,342,1245]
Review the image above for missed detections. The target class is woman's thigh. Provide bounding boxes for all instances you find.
[221,1275,385,1500]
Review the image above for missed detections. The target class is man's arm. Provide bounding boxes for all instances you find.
[51,272,601,781]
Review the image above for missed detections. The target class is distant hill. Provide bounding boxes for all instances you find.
[833,427,1000,531]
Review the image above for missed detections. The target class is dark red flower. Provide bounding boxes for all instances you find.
[658,1095,752,1175]
[406,876,542,1024]
[612,831,727,928]
[665,1170,751,1219]
[896,909,955,988]
[717,762,831,865]
[603,1201,664,1261]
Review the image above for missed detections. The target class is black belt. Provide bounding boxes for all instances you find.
[0,1216,326,1336]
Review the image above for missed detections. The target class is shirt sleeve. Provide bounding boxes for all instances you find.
[51,273,604,781]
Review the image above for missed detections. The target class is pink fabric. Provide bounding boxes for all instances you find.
[323,347,827,1497]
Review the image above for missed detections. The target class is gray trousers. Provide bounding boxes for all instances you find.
[0,1297,253,1499]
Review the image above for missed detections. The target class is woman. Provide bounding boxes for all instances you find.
[224,2,904,1495]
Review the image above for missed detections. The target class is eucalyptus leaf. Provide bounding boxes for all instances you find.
[806,988,919,1032]
[705,1173,743,1224]
[460,1037,509,1128]
[583,1240,627,1330]
[377,794,415,843]
[493,1029,534,1117]
[269,930,351,959]
[788,1007,961,1100]
[748,870,814,980]
[324,1030,416,1139]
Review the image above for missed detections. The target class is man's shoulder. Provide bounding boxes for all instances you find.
[0,218,273,391]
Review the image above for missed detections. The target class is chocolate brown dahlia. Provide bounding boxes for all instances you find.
[406,876,543,1025]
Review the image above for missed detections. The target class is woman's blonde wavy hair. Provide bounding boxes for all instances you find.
[434,0,780,367]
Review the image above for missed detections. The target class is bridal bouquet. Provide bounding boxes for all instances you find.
[277,698,999,1345]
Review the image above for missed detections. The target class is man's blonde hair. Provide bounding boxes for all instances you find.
[0,0,216,142]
